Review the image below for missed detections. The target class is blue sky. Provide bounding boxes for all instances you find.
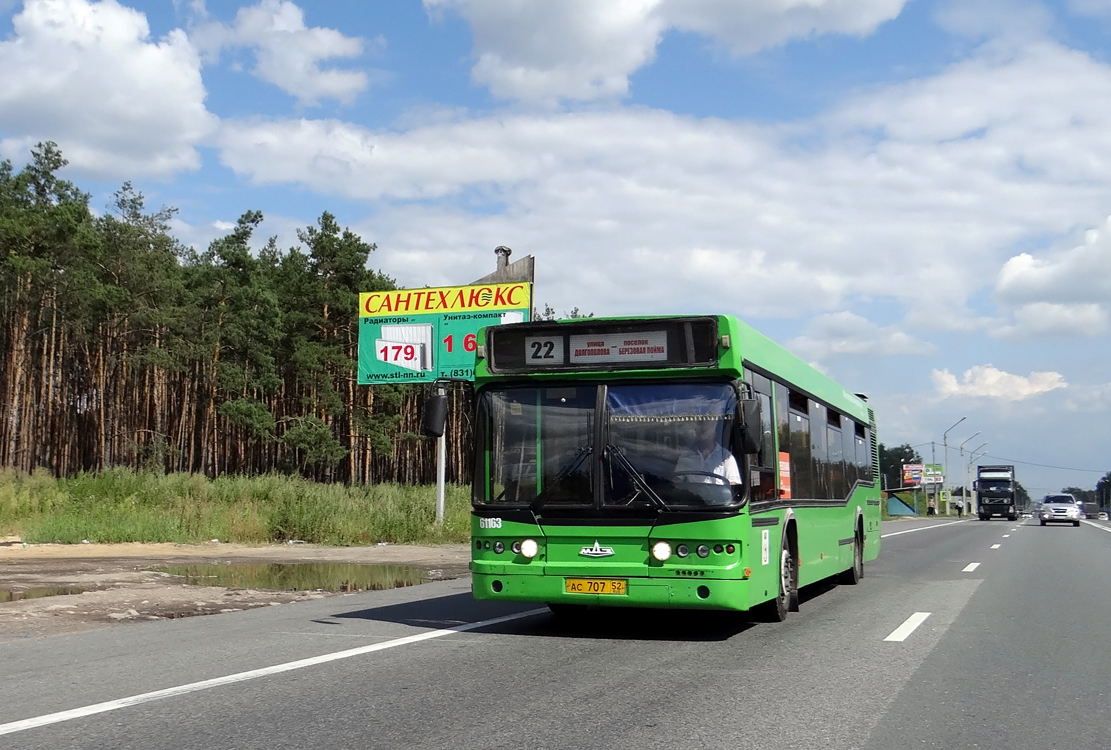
[2,0,1110,495]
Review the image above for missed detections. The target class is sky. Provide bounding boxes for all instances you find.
[1,0,1109,496]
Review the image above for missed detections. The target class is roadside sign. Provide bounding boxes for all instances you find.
[923,463,944,485]
[358,282,531,384]
[903,463,923,485]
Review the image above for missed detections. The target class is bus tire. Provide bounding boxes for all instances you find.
[759,525,798,622]
[839,526,863,585]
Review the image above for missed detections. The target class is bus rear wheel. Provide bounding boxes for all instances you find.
[839,528,863,585]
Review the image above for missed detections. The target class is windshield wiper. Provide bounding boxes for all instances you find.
[530,445,592,511]
[606,443,670,512]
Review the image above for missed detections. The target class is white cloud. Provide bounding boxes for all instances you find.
[991,214,1111,339]
[1067,0,1111,19]
[213,38,1111,321]
[933,0,1053,44]
[992,302,1109,340]
[191,0,370,105]
[425,0,907,104]
[424,0,665,104]
[661,0,909,55]
[995,217,1111,304]
[932,364,1067,401]
[0,0,216,178]
[786,311,934,361]
[1065,382,1111,412]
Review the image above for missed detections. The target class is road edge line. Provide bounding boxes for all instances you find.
[0,608,547,737]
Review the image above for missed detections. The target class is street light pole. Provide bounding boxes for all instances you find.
[967,443,988,516]
[943,416,967,516]
[956,431,981,512]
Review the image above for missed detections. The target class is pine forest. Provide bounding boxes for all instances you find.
[0,143,474,486]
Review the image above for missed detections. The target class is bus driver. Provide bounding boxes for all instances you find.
[674,419,742,487]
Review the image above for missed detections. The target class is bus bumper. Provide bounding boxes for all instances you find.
[471,572,754,611]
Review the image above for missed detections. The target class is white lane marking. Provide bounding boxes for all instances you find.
[990,544,1001,549]
[1002,534,1010,538]
[884,612,932,642]
[962,563,981,572]
[1082,520,1111,533]
[0,608,547,737]
[881,520,966,538]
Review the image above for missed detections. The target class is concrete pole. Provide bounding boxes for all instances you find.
[942,417,967,515]
[435,384,446,525]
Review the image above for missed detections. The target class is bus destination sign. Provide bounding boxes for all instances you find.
[488,317,719,374]
[522,331,668,366]
[568,331,668,365]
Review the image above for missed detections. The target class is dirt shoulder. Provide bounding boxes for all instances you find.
[0,537,471,643]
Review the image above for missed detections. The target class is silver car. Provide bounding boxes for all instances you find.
[1040,494,1081,527]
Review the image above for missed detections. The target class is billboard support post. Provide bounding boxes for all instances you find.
[435,384,446,525]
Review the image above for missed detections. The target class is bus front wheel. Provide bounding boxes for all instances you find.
[760,527,798,622]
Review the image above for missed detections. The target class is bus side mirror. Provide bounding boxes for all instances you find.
[422,394,449,438]
[736,399,761,455]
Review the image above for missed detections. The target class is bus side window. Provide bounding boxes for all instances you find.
[826,410,846,500]
[743,368,777,501]
[809,400,829,499]
[772,380,791,500]
[858,424,874,483]
[788,390,813,499]
[843,421,859,489]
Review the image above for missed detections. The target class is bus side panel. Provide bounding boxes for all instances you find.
[864,493,881,563]
[747,512,784,608]
[793,506,849,588]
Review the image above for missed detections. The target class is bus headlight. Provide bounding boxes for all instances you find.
[651,541,672,562]
[520,538,539,558]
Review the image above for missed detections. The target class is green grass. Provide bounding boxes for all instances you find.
[0,468,471,546]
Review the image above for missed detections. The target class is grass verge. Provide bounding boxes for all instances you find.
[0,468,470,546]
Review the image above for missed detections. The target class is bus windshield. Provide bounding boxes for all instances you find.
[473,382,744,510]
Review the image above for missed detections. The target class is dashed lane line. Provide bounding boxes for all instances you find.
[962,563,981,572]
[990,544,1001,549]
[884,612,932,642]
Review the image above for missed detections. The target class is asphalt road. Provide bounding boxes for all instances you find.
[2,516,1110,749]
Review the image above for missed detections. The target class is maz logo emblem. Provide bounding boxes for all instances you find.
[580,541,615,557]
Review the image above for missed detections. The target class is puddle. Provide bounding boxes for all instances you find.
[150,563,431,593]
[1,587,85,602]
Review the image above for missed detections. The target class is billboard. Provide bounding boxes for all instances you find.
[902,463,924,486]
[923,463,944,486]
[358,282,531,384]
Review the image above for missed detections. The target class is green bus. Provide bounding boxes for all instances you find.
[431,314,880,621]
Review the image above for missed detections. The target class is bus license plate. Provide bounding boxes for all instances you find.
[565,578,627,595]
